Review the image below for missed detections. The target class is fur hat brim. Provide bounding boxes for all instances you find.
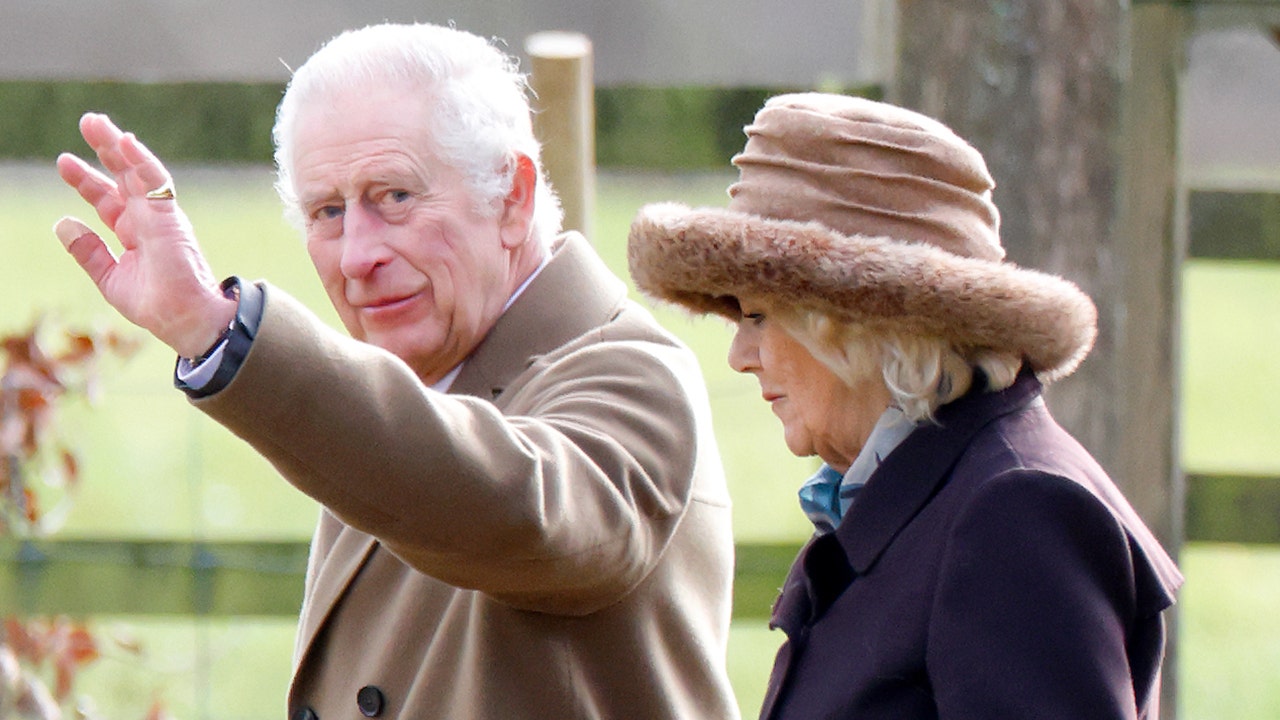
[627,202,1097,382]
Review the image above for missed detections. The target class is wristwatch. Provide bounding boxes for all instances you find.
[174,276,263,398]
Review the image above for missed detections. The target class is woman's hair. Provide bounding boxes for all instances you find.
[776,308,1022,424]
[271,23,563,246]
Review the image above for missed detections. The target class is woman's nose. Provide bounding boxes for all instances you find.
[727,324,760,374]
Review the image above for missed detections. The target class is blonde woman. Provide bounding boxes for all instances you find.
[629,93,1182,720]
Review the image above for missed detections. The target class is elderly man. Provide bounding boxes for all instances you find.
[53,23,738,720]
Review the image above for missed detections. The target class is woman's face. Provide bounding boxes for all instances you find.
[728,300,892,472]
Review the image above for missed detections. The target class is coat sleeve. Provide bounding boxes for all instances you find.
[193,285,707,615]
[926,469,1146,720]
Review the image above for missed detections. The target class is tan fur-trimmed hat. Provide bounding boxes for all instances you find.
[627,93,1097,382]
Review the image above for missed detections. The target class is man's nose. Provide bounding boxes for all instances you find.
[339,203,393,278]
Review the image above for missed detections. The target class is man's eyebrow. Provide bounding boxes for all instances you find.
[298,186,342,207]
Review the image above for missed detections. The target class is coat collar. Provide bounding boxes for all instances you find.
[450,232,628,401]
[836,369,1044,574]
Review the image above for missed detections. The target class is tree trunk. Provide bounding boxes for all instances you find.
[892,1,1187,715]
[894,0,1124,458]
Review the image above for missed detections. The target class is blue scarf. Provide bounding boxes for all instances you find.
[798,407,916,533]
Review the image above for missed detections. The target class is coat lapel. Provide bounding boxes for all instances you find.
[761,532,856,719]
[293,511,378,666]
[770,532,855,636]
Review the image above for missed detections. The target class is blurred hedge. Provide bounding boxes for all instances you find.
[1189,191,1280,261]
[0,81,874,169]
[0,81,283,163]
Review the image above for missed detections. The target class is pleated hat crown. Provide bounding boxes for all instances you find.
[627,93,1098,382]
[729,92,1003,262]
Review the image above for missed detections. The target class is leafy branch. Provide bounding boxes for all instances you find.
[2,320,136,537]
[1,319,173,720]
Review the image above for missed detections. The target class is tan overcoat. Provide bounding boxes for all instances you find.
[193,234,740,719]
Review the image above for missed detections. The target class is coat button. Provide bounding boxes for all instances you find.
[291,707,318,720]
[357,686,386,717]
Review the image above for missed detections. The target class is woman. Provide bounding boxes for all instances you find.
[628,93,1183,719]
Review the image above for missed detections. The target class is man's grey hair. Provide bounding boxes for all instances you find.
[272,22,563,247]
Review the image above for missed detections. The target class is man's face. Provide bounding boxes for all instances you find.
[290,85,527,383]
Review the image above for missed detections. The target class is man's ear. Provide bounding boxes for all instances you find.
[499,153,537,250]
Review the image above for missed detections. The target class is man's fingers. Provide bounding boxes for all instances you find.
[53,216,93,249]
[79,113,131,176]
[55,151,91,188]
[56,152,115,202]
[120,133,174,197]
[54,216,117,288]
[76,114,174,202]
[56,152,126,229]
[65,113,179,217]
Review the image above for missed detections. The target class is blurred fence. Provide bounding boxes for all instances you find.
[4,468,1278,621]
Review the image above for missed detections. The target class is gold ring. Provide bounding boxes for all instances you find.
[144,180,176,201]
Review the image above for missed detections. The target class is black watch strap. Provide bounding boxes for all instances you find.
[173,276,264,398]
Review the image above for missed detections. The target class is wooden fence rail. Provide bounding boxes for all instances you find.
[4,471,1277,620]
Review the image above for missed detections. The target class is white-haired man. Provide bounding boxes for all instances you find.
[54,22,738,720]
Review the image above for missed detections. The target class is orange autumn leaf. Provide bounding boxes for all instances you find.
[145,699,177,720]
[48,619,100,700]
[16,387,51,414]
[60,449,81,488]
[63,623,99,665]
[55,333,97,364]
[22,487,40,524]
[4,616,46,663]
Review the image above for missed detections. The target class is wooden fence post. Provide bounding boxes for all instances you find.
[525,31,595,240]
[1116,6,1191,716]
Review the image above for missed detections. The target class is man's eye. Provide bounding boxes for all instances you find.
[379,189,413,206]
[312,205,343,221]
[742,312,765,326]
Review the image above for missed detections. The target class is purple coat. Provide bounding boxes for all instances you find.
[760,371,1183,720]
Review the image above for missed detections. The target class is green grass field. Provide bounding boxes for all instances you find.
[3,162,1279,719]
